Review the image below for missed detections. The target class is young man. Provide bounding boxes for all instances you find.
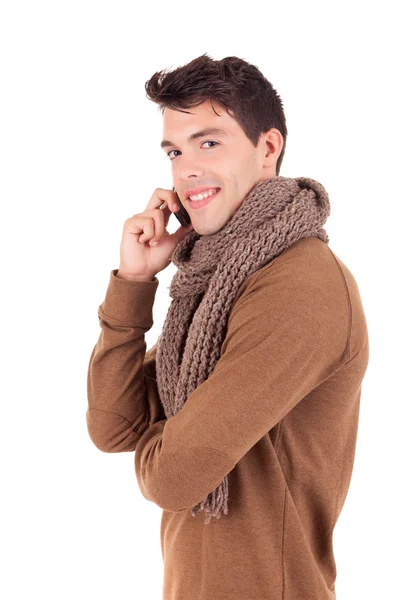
[86,53,369,600]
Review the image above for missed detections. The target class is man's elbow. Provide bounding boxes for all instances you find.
[86,408,141,453]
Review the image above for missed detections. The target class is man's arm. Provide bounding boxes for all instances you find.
[86,269,164,452]
[133,260,350,513]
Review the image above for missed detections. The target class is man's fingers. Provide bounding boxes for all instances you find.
[145,188,179,214]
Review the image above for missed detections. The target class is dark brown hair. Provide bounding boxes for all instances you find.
[145,53,288,175]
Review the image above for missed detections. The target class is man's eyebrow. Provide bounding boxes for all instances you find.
[160,127,228,149]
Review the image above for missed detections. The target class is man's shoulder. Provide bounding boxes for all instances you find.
[232,236,368,364]
[223,237,351,367]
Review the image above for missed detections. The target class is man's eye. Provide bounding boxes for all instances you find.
[166,141,219,160]
[166,150,180,159]
[202,141,218,149]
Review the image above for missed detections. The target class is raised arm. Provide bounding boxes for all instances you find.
[86,269,165,453]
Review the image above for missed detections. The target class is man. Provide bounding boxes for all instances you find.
[86,53,369,599]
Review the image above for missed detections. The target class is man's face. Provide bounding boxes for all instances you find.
[161,99,282,235]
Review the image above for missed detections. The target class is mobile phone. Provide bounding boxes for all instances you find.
[172,186,192,228]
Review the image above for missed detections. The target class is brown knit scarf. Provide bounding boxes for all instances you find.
[155,175,330,524]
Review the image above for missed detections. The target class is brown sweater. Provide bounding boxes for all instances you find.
[86,236,369,600]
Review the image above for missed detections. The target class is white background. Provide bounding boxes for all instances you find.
[1,1,398,598]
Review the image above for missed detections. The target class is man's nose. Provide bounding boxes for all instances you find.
[176,159,205,181]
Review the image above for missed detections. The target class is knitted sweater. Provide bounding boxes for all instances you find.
[86,236,369,600]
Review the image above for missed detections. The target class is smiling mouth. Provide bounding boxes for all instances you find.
[188,188,221,209]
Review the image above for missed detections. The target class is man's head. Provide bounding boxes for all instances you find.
[146,53,287,235]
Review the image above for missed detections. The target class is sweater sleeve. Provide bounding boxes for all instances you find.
[86,269,165,453]
[133,259,350,513]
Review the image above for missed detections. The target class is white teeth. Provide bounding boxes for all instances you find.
[189,188,218,201]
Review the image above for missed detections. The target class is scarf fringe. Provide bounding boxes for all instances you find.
[191,475,229,524]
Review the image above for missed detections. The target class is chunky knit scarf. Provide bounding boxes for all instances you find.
[155,175,330,524]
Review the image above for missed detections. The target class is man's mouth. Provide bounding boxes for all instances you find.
[188,188,221,210]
